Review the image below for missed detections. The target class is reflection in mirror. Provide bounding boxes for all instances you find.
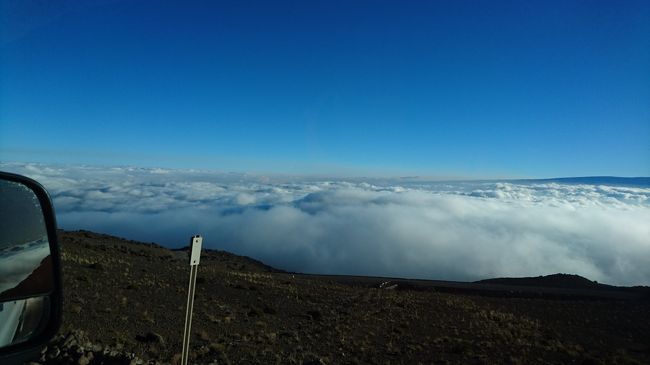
[0,179,53,302]
[0,297,50,348]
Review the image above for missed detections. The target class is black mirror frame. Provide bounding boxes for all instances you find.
[0,171,63,363]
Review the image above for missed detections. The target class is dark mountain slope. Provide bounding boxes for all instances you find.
[31,230,650,364]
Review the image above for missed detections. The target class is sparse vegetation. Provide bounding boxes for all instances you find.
[45,230,650,364]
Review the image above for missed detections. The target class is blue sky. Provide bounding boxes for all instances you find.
[1,0,649,178]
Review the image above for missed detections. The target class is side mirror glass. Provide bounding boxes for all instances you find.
[0,172,62,362]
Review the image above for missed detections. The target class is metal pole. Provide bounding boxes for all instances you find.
[181,235,202,365]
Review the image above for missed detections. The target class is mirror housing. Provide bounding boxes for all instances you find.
[0,172,62,364]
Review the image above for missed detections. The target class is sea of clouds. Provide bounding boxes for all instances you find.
[2,162,649,286]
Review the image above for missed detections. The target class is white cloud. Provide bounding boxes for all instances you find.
[0,240,50,294]
[2,162,649,285]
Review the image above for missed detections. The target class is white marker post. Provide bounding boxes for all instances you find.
[181,235,202,365]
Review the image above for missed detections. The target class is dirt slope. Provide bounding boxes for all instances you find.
[34,230,650,364]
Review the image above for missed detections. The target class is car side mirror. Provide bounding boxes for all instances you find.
[0,172,62,364]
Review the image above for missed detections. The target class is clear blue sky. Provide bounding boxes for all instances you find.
[1,0,649,178]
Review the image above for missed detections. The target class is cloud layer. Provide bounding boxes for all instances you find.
[2,162,649,286]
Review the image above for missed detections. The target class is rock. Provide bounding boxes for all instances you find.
[198,329,210,341]
[136,331,165,345]
[88,262,104,270]
[196,345,210,356]
[63,332,79,348]
[147,346,160,358]
[76,275,89,282]
[71,304,82,314]
[263,305,277,315]
[208,342,226,353]
[378,281,398,290]
[46,347,61,360]
[77,352,94,365]
[303,358,326,365]
[307,310,322,321]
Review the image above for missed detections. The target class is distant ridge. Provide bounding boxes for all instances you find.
[476,273,607,290]
[512,176,650,187]
[476,273,649,294]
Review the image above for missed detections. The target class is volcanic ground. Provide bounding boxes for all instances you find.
[36,230,650,364]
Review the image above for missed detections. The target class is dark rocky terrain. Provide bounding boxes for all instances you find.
[31,230,650,364]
